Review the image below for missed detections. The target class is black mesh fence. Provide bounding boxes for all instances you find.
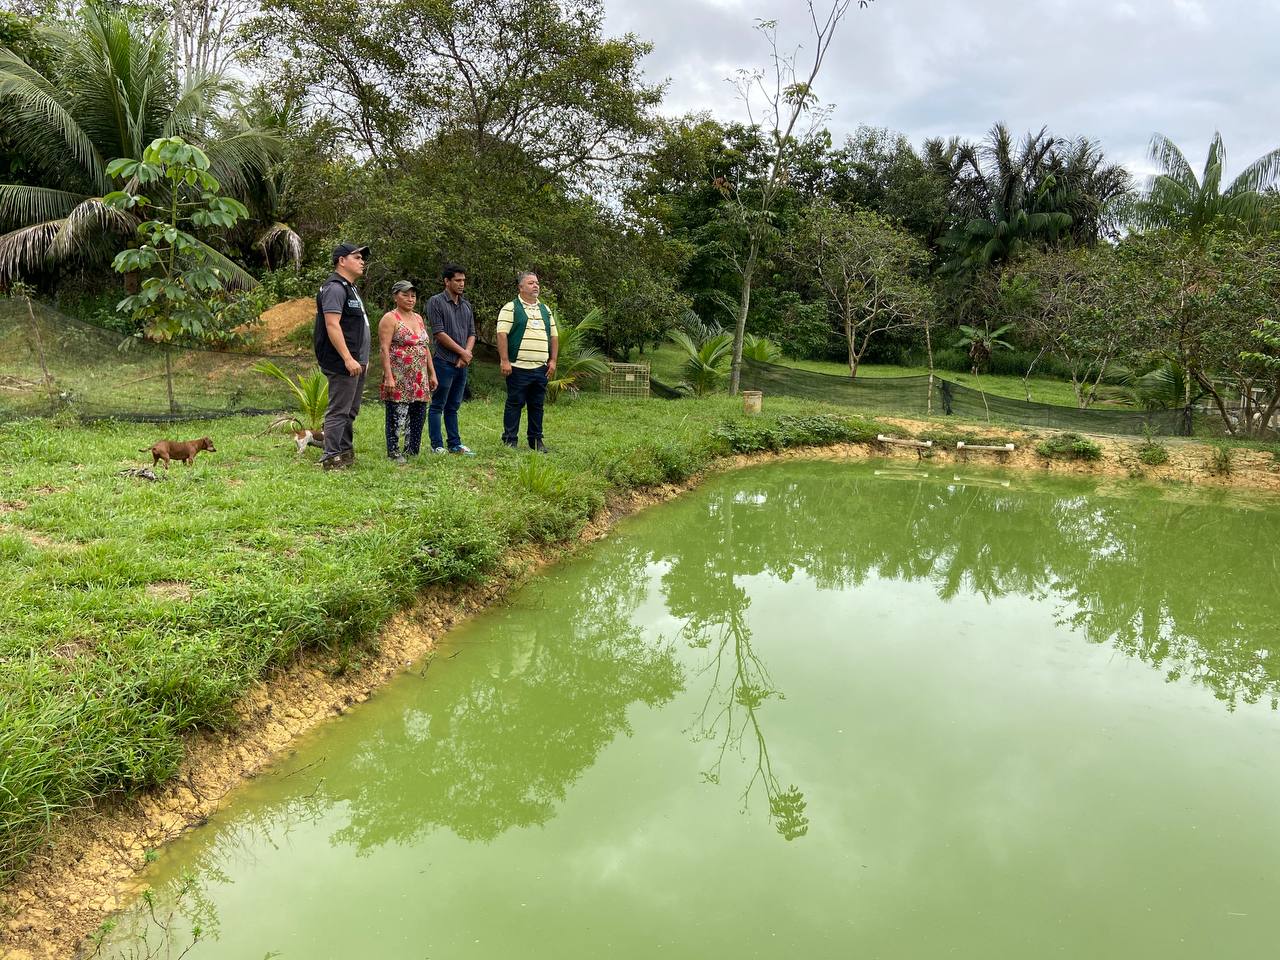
[1,298,318,422]
[1,298,1196,436]
[740,358,1193,437]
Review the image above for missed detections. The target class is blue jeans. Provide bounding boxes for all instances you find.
[502,364,547,445]
[429,361,468,450]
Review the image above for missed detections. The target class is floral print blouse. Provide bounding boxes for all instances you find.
[380,312,431,403]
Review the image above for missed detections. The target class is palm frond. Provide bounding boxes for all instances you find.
[257,222,303,270]
[1230,146,1280,196]
[0,49,107,192]
[0,220,60,281]
[1147,133,1196,189]
[0,185,85,226]
[194,240,258,291]
[48,198,138,258]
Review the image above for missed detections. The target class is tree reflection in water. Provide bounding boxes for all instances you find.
[642,466,1280,839]
[680,605,810,842]
[328,545,683,854]
[651,466,1280,712]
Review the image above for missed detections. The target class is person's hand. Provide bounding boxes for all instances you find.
[428,374,438,391]
[344,356,362,376]
[455,357,466,369]
[383,372,396,392]
[459,348,473,364]
[546,359,557,380]
[501,360,512,377]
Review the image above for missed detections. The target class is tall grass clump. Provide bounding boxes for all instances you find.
[1209,443,1234,475]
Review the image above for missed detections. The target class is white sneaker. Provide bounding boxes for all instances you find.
[432,446,447,454]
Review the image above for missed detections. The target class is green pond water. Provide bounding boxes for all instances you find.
[105,461,1280,959]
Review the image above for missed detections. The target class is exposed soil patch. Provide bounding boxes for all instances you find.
[144,581,193,601]
[3,429,1279,959]
[0,523,77,551]
[243,298,313,353]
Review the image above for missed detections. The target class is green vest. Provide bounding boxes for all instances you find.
[507,299,552,364]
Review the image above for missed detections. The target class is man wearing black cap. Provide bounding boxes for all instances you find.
[314,242,371,470]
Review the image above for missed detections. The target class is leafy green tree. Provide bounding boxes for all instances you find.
[104,136,251,343]
[249,0,659,182]
[1132,133,1280,238]
[938,124,1071,270]
[1110,230,1280,435]
[788,202,933,378]
[1243,319,1280,373]
[0,4,273,285]
[828,125,951,244]
[1003,247,1141,407]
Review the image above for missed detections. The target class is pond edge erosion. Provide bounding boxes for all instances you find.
[3,423,1280,960]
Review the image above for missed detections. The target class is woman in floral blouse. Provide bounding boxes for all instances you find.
[379,280,438,462]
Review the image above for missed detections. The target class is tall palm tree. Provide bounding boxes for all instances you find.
[1048,137,1133,244]
[0,5,274,285]
[1132,132,1280,237]
[933,123,1129,271]
[939,124,1072,270]
[231,88,305,270]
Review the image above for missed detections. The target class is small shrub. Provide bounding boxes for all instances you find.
[1209,444,1233,475]
[714,414,882,454]
[1035,432,1103,461]
[713,419,785,454]
[1137,441,1169,466]
[604,442,702,487]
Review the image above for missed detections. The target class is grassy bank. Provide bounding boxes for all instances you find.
[0,391,886,885]
[641,343,1093,407]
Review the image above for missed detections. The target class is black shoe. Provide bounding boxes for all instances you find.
[531,440,548,454]
[502,439,518,449]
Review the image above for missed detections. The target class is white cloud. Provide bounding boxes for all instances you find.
[604,0,1280,181]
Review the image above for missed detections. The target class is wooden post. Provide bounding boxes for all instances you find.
[165,346,177,415]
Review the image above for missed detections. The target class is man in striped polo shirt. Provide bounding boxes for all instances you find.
[496,271,558,453]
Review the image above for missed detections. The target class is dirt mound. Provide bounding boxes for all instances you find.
[248,298,314,352]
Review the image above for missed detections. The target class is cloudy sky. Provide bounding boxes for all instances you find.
[602,0,1280,181]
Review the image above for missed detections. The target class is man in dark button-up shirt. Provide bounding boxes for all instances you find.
[426,263,477,454]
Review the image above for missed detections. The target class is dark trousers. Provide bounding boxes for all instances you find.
[502,364,548,445]
[429,361,468,450]
[384,400,426,457]
[322,369,365,460]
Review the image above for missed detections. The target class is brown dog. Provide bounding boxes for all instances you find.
[141,437,217,470]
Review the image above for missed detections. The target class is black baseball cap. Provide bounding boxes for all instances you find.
[390,280,417,294]
[332,242,370,265]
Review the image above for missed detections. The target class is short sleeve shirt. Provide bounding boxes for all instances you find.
[427,292,476,363]
[496,299,558,369]
[319,281,370,364]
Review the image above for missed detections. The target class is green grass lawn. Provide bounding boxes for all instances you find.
[641,344,1088,408]
[0,391,888,885]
